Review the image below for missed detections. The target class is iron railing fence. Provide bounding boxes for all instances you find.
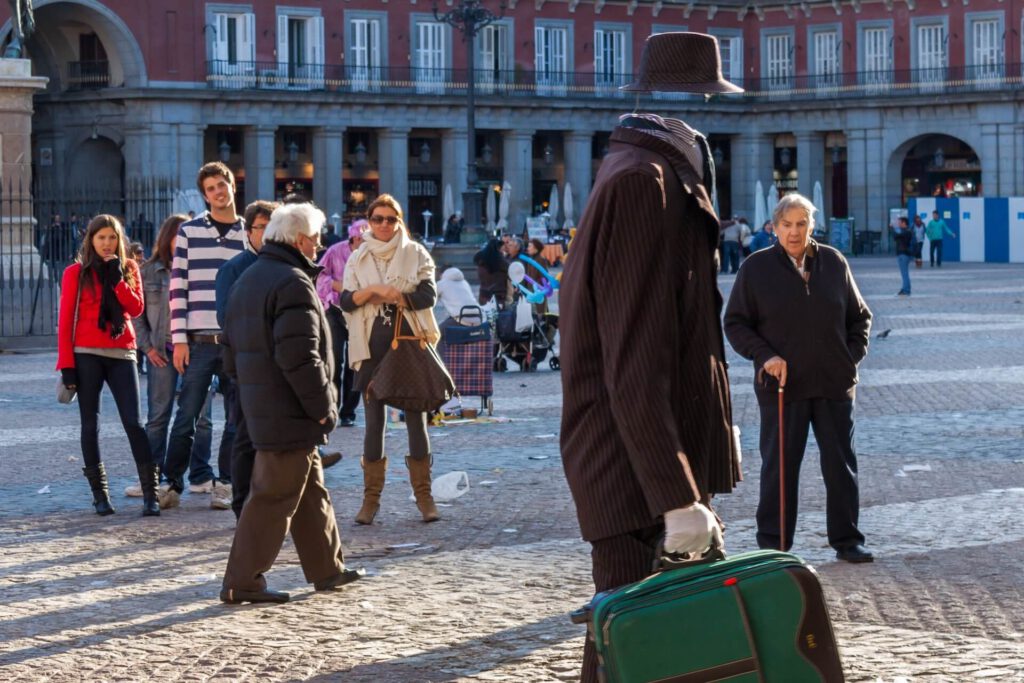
[207,60,1024,101]
[1,177,178,339]
[66,60,111,90]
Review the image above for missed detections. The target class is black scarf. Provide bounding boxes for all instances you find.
[96,260,127,339]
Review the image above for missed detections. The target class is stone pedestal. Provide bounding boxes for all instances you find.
[0,59,47,259]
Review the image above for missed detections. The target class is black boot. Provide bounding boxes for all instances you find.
[136,462,161,517]
[82,463,115,516]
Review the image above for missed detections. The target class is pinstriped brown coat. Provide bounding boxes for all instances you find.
[559,125,741,543]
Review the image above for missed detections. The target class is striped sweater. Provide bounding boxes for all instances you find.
[169,212,246,343]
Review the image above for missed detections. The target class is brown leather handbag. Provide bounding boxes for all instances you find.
[368,297,456,413]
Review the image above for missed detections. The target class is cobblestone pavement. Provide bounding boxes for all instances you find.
[2,257,1024,682]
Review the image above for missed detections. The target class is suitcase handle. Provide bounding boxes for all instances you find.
[457,305,484,324]
[652,536,726,574]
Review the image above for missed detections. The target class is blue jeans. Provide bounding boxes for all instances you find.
[145,359,214,484]
[897,254,912,294]
[721,241,740,274]
[163,341,237,492]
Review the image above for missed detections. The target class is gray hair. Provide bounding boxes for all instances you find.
[263,203,325,246]
[772,193,817,231]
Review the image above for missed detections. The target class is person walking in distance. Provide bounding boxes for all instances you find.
[925,210,956,267]
[56,215,161,517]
[159,162,246,510]
[724,193,874,563]
[893,216,914,296]
[558,33,742,682]
[220,202,363,604]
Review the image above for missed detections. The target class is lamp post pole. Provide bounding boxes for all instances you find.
[433,0,503,236]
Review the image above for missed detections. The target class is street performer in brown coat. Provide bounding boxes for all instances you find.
[559,33,742,682]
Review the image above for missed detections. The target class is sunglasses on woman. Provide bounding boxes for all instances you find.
[369,215,400,226]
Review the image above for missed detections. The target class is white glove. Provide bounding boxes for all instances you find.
[664,503,723,556]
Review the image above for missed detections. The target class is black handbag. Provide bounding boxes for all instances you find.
[443,305,492,345]
[368,298,456,413]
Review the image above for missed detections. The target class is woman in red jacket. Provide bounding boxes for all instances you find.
[57,214,160,517]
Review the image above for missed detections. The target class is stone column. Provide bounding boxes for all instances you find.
[845,128,868,239]
[177,124,206,192]
[313,126,345,219]
[795,131,825,202]
[377,128,410,212]
[864,129,886,237]
[502,129,534,234]
[122,125,152,186]
[730,132,775,223]
[1014,126,1024,197]
[563,131,593,225]
[980,124,1000,198]
[441,129,468,214]
[244,124,277,204]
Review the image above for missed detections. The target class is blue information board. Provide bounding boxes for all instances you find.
[830,218,854,254]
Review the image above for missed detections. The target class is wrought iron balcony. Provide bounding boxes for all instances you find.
[66,61,110,90]
[206,60,1023,101]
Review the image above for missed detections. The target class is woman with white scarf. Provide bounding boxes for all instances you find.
[341,195,441,525]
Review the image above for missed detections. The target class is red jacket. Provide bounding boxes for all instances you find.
[56,260,145,370]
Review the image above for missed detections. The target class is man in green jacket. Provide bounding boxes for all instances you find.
[925,210,956,267]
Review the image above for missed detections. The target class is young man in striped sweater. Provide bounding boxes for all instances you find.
[158,162,246,510]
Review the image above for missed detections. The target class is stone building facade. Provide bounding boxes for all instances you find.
[2,0,1022,244]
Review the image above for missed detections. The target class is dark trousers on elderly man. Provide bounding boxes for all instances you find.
[581,524,663,682]
[756,397,865,553]
[222,447,347,592]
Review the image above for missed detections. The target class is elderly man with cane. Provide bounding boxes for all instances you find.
[724,192,874,563]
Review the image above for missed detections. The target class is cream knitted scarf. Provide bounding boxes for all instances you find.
[342,228,439,371]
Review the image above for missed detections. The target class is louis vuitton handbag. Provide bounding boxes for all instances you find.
[368,297,456,413]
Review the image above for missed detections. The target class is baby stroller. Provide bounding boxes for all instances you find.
[494,296,559,372]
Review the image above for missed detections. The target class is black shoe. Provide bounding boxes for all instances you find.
[314,568,366,591]
[339,417,356,427]
[220,588,290,604]
[320,450,343,469]
[835,544,874,563]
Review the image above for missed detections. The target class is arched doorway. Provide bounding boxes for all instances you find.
[898,134,982,205]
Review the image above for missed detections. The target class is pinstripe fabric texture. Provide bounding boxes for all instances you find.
[169,212,246,343]
[559,123,740,544]
[621,32,743,94]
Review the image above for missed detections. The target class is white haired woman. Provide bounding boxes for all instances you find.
[340,194,441,525]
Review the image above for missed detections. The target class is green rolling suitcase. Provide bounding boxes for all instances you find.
[571,548,844,682]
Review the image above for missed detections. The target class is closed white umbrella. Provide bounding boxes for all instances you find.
[563,182,574,231]
[485,184,497,233]
[496,181,511,232]
[812,181,825,226]
[548,184,560,231]
[443,184,454,225]
[766,183,779,216]
[754,180,767,231]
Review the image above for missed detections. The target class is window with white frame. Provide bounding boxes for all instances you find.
[211,12,255,86]
[718,35,742,84]
[349,16,382,92]
[916,23,947,82]
[862,27,890,85]
[594,27,627,89]
[765,33,793,89]
[970,18,1001,79]
[813,30,839,87]
[276,11,324,89]
[535,24,569,95]
[478,23,511,92]
[415,21,446,94]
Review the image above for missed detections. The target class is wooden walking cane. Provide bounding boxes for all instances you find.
[778,384,785,552]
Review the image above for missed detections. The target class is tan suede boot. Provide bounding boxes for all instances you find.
[355,456,387,525]
[405,455,439,523]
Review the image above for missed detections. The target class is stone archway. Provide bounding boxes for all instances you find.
[2,0,147,90]
[885,133,982,216]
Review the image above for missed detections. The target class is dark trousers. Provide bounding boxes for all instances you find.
[930,239,943,266]
[75,353,154,468]
[720,241,740,274]
[582,525,663,682]
[164,340,236,492]
[363,393,429,462]
[229,398,255,520]
[756,397,864,552]
[327,307,361,420]
[222,447,346,591]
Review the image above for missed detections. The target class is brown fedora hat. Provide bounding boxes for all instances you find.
[621,32,743,94]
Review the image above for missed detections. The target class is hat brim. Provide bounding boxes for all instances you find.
[619,79,744,94]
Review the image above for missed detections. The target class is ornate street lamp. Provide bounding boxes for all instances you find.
[433,0,505,233]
